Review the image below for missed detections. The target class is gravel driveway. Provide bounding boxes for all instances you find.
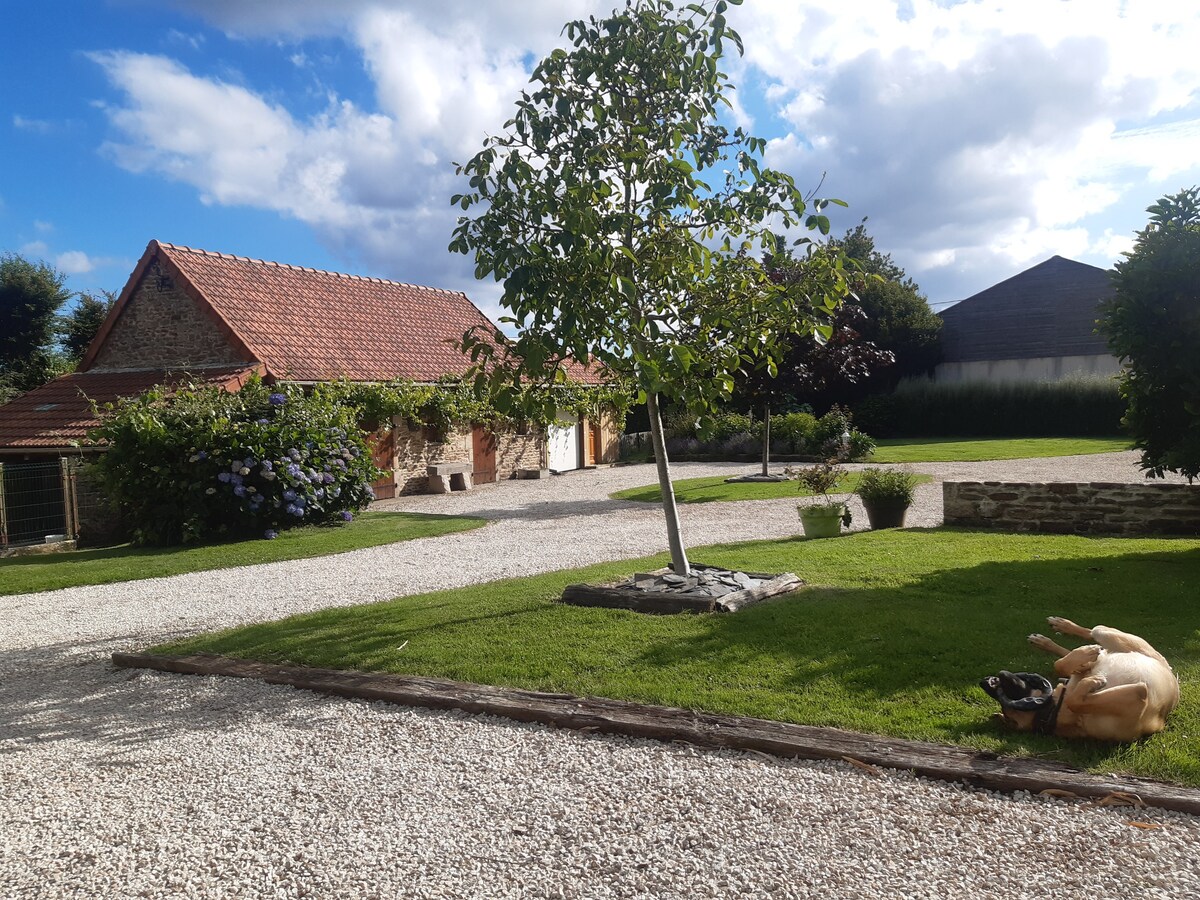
[2,452,1197,899]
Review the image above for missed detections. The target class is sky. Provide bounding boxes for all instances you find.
[2,0,1199,319]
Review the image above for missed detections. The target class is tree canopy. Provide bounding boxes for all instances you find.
[829,223,942,389]
[60,289,116,362]
[0,253,72,401]
[451,0,856,573]
[1100,187,1200,480]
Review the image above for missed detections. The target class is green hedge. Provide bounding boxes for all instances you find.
[854,377,1125,438]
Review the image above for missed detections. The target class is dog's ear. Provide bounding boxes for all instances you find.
[1009,673,1054,697]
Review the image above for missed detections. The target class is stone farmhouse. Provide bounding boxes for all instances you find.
[0,240,619,507]
[935,256,1119,383]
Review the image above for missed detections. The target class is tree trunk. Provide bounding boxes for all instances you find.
[646,392,690,575]
[761,400,771,477]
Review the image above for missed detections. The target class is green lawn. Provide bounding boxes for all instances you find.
[611,472,931,503]
[870,437,1131,463]
[157,529,1200,787]
[0,511,486,596]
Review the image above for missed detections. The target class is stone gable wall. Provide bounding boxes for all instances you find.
[943,481,1200,535]
[90,271,245,371]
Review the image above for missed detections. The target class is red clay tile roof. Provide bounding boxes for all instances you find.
[0,366,260,450]
[152,242,500,383]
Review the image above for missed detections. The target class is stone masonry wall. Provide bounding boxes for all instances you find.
[495,428,544,479]
[90,270,245,371]
[392,422,472,496]
[943,481,1200,535]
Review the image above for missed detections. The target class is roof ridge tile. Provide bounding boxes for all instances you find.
[156,241,466,297]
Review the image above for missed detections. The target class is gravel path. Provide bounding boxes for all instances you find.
[2,451,1198,898]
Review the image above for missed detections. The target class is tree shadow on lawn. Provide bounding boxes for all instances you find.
[631,538,1200,774]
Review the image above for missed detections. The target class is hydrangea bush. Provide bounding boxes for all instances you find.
[91,378,380,545]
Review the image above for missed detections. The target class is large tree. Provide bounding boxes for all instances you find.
[1100,187,1200,481]
[451,0,854,574]
[829,223,941,390]
[0,253,71,401]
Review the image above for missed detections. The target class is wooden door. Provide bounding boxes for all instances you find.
[368,428,396,500]
[472,426,497,484]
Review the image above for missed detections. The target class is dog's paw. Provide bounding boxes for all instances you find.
[1028,633,1057,652]
[1047,616,1074,634]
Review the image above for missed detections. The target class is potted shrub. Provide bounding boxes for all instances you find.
[856,467,919,529]
[787,458,852,538]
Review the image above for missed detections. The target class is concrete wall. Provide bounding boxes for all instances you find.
[934,354,1120,384]
[943,481,1200,535]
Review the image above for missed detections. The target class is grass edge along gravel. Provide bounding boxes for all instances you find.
[155,528,1200,788]
[0,511,487,596]
[611,472,932,504]
[870,436,1131,463]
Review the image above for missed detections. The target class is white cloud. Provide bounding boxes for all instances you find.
[92,0,1200,305]
[13,115,56,134]
[20,241,49,257]
[56,251,96,274]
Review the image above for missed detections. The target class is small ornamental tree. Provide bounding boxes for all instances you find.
[451,0,855,574]
[1100,187,1200,481]
[92,379,379,545]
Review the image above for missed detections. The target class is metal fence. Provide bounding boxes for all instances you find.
[0,459,76,547]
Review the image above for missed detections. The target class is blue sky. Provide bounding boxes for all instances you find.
[3,1,1199,318]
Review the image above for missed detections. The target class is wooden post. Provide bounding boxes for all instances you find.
[0,462,7,547]
[760,400,771,477]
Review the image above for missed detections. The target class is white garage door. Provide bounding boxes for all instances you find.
[547,415,581,472]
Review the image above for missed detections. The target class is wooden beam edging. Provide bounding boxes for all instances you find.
[112,651,1200,817]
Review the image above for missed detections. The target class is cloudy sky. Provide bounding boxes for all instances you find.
[3,0,1198,317]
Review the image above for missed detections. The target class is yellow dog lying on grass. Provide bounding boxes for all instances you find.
[981,617,1180,742]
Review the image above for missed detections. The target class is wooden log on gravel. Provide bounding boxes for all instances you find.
[112,651,1200,816]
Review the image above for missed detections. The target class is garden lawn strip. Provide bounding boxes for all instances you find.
[611,472,930,504]
[155,528,1200,788]
[870,437,1131,463]
[0,511,486,596]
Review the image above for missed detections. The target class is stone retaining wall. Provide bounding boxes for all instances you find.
[943,481,1200,535]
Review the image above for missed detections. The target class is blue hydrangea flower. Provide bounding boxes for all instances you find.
[264,529,278,540]
[217,472,232,483]
[283,489,297,501]
[257,418,270,425]
[268,393,287,406]
[243,457,256,468]
[197,451,208,460]
[289,448,302,461]
[233,485,247,497]
[340,510,353,522]
[314,487,325,499]
[286,463,302,478]
[322,472,335,484]
[230,473,243,485]
[260,460,273,471]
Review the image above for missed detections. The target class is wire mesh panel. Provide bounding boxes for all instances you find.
[0,460,69,547]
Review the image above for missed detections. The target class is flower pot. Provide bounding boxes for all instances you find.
[863,498,909,530]
[798,503,847,538]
